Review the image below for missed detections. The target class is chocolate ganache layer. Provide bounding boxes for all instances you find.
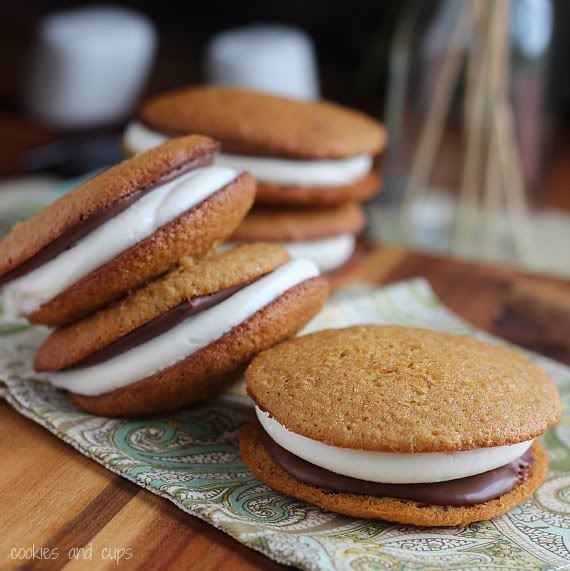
[68,278,256,369]
[0,153,214,287]
[259,425,534,506]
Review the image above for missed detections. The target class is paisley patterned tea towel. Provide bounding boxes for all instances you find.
[1,279,569,570]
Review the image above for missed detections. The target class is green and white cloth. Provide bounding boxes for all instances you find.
[1,279,569,570]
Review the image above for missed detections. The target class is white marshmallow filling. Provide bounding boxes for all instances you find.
[256,407,533,484]
[3,166,238,317]
[47,259,320,396]
[124,121,373,187]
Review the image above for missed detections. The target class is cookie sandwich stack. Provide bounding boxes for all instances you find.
[123,86,387,287]
[0,137,329,415]
[241,325,561,526]
[1,136,252,325]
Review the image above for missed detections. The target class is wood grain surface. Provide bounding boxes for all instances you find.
[1,245,569,570]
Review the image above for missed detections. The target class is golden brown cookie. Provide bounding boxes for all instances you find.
[38,247,329,416]
[240,422,548,527]
[126,86,386,206]
[35,244,289,371]
[0,136,255,326]
[231,203,365,242]
[70,276,328,416]
[246,326,561,453]
[0,136,216,279]
[242,326,559,524]
[139,86,387,159]
[255,171,381,208]
[230,204,366,288]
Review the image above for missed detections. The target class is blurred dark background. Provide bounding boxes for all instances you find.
[2,0,570,117]
[1,0,570,211]
[2,0,402,115]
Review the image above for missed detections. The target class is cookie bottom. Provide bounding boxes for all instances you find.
[240,422,547,527]
[255,171,381,207]
[325,248,367,290]
[70,277,329,416]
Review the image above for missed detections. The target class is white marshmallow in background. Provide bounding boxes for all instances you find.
[206,24,319,100]
[26,6,156,128]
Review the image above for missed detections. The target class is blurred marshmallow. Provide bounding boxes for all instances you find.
[206,24,319,100]
[26,6,156,128]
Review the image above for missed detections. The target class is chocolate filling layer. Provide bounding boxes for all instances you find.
[68,279,255,369]
[0,153,214,287]
[259,425,533,506]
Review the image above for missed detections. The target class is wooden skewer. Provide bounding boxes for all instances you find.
[491,0,533,260]
[399,0,534,260]
[463,0,486,128]
[481,0,506,257]
[452,0,489,251]
[400,5,470,239]
[481,117,501,256]
[495,104,534,258]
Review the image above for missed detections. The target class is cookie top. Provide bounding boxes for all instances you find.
[246,325,561,453]
[0,136,219,283]
[231,203,365,242]
[34,244,289,371]
[140,86,387,159]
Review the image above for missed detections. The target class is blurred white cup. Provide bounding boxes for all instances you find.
[206,24,319,100]
[25,6,156,129]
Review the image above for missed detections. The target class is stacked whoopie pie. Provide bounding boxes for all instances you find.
[242,326,561,526]
[123,86,387,287]
[0,136,329,416]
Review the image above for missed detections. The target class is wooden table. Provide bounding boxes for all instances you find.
[2,246,568,570]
